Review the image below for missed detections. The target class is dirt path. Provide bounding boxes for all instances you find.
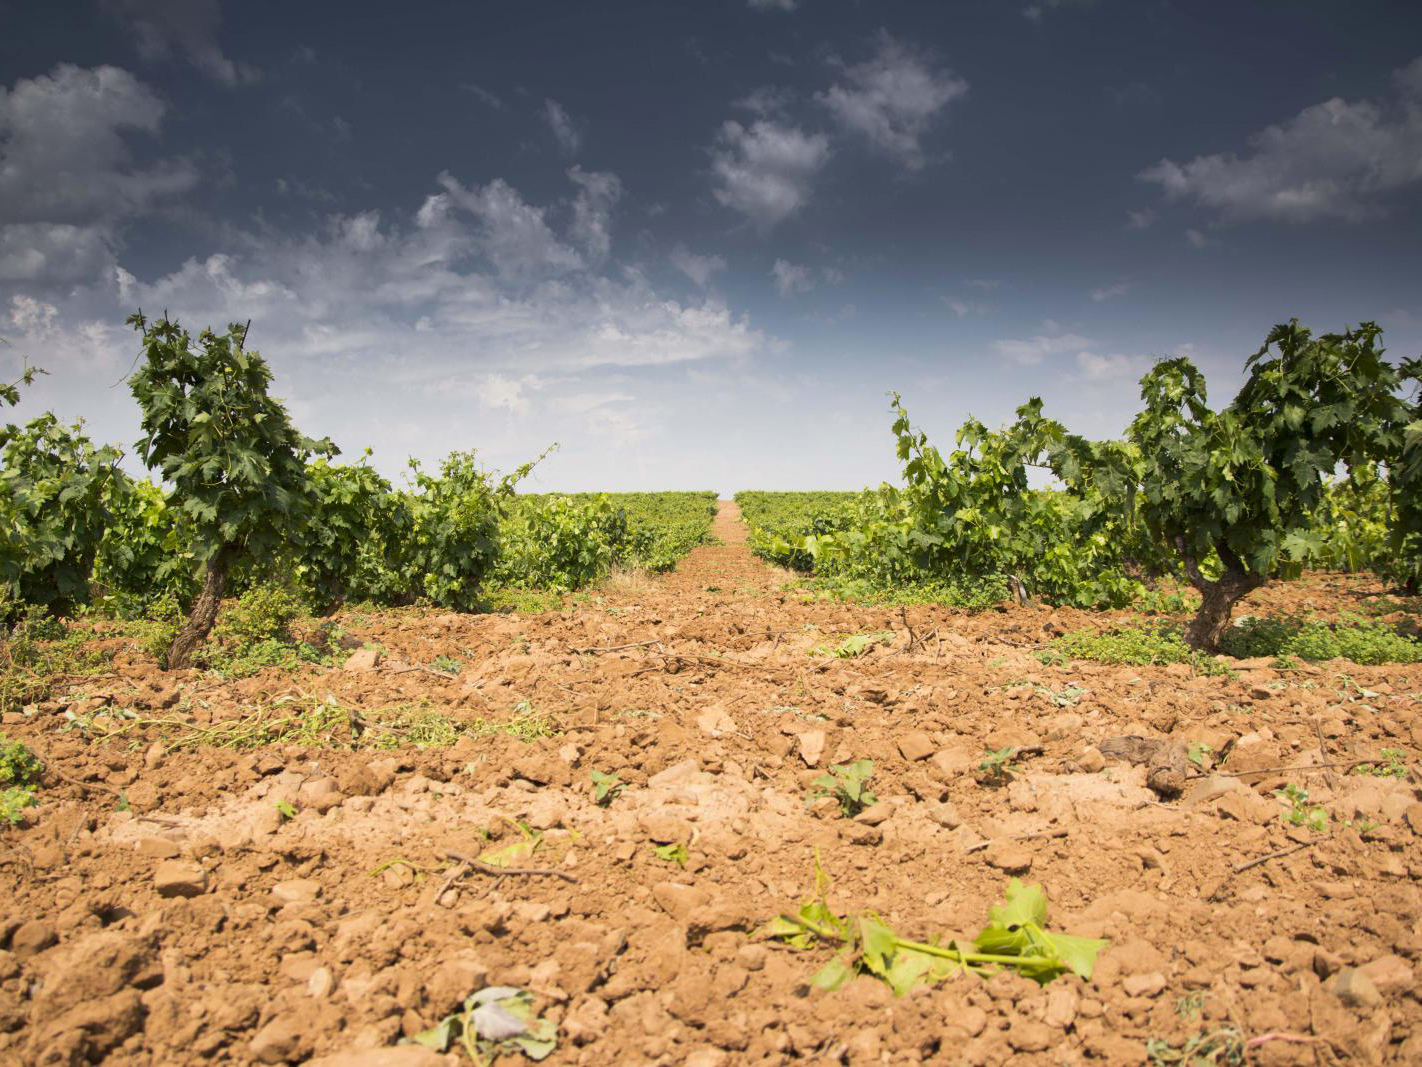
[659,499,779,598]
[4,504,1421,1065]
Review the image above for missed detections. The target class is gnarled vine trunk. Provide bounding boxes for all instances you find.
[165,544,238,669]
[1175,537,1265,652]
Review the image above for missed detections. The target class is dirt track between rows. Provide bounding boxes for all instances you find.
[4,501,1422,1065]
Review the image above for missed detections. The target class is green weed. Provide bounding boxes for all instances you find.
[808,759,877,817]
[1048,626,1231,676]
[1221,614,1422,665]
[1275,783,1329,832]
[1353,748,1407,777]
[0,786,36,825]
[590,769,622,806]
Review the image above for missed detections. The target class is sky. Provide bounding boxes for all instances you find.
[3,0,1422,493]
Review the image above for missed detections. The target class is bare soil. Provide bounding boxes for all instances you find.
[3,501,1421,1065]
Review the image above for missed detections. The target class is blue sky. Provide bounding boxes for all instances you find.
[3,0,1421,491]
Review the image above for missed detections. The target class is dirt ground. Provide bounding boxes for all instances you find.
[3,500,1421,1066]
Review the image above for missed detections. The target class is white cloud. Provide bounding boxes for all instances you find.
[1075,351,1139,380]
[771,259,815,297]
[711,119,829,229]
[477,373,545,414]
[0,64,197,283]
[1089,282,1131,302]
[735,85,795,118]
[817,33,967,170]
[964,278,1000,290]
[669,245,727,287]
[0,64,196,228]
[1126,207,1156,229]
[747,0,797,10]
[102,0,256,86]
[1185,228,1212,249]
[567,166,622,267]
[543,99,582,156]
[433,173,584,281]
[944,298,990,317]
[100,169,768,379]
[0,224,116,284]
[1139,54,1422,223]
[462,83,503,109]
[991,328,1094,365]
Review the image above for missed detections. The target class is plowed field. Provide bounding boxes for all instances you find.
[3,501,1420,1066]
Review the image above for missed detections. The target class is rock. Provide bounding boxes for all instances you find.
[853,801,893,826]
[1186,774,1246,807]
[1403,803,1422,835]
[797,729,826,767]
[928,743,977,779]
[640,813,691,844]
[307,966,334,998]
[1249,685,1274,700]
[985,727,1041,753]
[1044,982,1079,1028]
[342,648,381,672]
[1122,972,1167,998]
[272,879,320,905]
[652,882,704,926]
[1215,790,1278,826]
[297,776,345,814]
[135,835,181,859]
[338,759,398,797]
[30,990,144,1063]
[153,860,208,898]
[684,1049,729,1067]
[125,781,161,812]
[1007,1020,1054,1052]
[526,795,564,831]
[426,956,490,1014]
[1226,733,1284,784]
[695,707,736,737]
[1147,754,1188,798]
[897,731,936,762]
[1079,746,1106,774]
[927,802,962,829]
[10,919,56,958]
[840,822,882,847]
[1357,954,1413,996]
[983,843,1033,874]
[649,759,702,787]
[1330,967,1383,1009]
[308,1047,447,1067]
[650,883,744,934]
[249,1012,312,1064]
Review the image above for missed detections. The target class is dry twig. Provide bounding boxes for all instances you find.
[1233,837,1326,874]
[442,850,578,884]
[965,827,1069,854]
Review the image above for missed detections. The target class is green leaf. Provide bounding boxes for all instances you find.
[478,827,541,868]
[1037,930,1108,981]
[987,879,1048,931]
[810,953,855,991]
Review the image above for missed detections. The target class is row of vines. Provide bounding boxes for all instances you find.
[1,314,716,667]
[740,320,1422,650]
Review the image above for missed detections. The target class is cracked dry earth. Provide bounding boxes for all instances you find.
[4,500,1422,1066]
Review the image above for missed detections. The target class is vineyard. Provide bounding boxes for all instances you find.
[0,313,1421,1067]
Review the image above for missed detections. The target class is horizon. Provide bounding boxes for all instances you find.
[4,0,1421,493]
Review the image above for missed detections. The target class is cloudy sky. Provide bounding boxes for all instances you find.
[3,0,1421,491]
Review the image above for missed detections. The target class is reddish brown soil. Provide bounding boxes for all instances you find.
[3,501,1421,1065]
